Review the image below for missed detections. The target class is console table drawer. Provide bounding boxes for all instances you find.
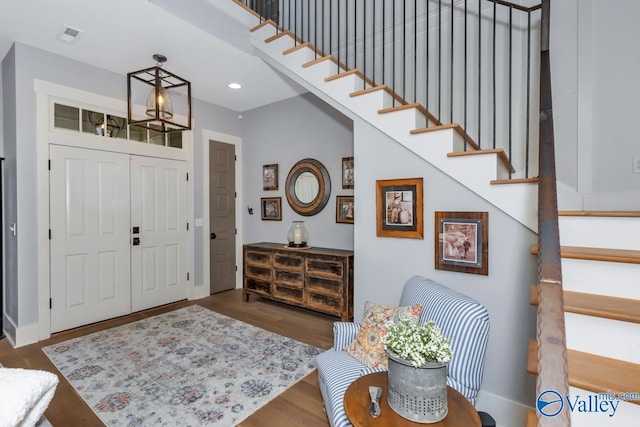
[273,252,304,271]
[306,257,343,279]
[274,269,304,287]
[245,278,271,296]
[306,276,343,295]
[245,264,272,282]
[245,250,272,267]
[273,283,304,304]
[306,291,342,316]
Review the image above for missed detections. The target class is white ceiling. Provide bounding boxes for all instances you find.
[0,0,307,112]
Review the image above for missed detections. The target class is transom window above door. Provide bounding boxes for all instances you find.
[53,103,182,148]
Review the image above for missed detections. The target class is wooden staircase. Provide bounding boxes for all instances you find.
[528,211,640,426]
[245,17,539,232]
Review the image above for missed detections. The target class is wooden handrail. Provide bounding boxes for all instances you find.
[535,1,571,425]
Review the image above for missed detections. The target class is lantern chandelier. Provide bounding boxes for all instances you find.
[127,54,191,133]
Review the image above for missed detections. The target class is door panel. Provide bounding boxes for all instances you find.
[50,145,131,333]
[131,155,187,311]
[209,140,236,294]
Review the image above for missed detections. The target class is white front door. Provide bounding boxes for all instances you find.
[50,145,131,332]
[130,155,188,312]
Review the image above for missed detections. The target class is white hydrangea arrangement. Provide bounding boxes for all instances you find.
[383,318,453,368]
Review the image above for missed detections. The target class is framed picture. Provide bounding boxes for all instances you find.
[261,197,282,221]
[336,196,354,224]
[341,157,354,189]
[435,211,488,275]
[376,178,423,239]
[263,164,278,191]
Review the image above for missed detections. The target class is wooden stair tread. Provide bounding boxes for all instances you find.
[410,123,460,134]
[302,55,337,68]
[350,84,392,98]
[447,148,516,173]
[324,69,359,82]
[249,19,276,32]
[526,409,537,427]
[491,177,539,185]
[378,103,421,114]
[527,339,640,404]
[559,211,640,218]
[530,244,640,264]
[530,285,640,323]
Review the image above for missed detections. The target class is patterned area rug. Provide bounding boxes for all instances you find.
[43,305,322,426]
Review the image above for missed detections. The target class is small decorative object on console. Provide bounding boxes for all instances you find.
[287,221,309,247]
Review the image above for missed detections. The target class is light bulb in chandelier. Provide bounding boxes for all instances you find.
[146,86,173,119]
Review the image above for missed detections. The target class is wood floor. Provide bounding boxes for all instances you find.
[0,289,336,426]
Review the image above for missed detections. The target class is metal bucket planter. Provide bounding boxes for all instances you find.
[386,349,448,423]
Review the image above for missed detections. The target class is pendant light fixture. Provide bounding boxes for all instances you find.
[127,54,191,133]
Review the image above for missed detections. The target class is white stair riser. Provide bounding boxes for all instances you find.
[569,387,640,427]
[348,90,394,112]
[565,313,640,364]
[560,217,640,250]
[562,258,640,300]
[263,35,295,53]
[323,74,365,100]
[281,46,317,67]
[376,109,423,141]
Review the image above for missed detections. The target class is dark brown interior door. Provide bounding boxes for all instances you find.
[209,140,236,294]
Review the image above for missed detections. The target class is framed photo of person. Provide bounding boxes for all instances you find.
[263,164,278,191]
[375,178,423,239]
[336,196,354,224]
[435,211,488,275]
[341,157,354,189]
[261,197,282,221]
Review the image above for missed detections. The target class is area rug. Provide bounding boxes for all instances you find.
[42,305,323,426]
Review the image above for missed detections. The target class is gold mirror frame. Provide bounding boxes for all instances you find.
[285,158,331,216]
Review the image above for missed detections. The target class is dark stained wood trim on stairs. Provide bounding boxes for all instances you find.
[447,148,516,173]
[527,339,640,405]
[530,285,640,324]
[531,244,640,264]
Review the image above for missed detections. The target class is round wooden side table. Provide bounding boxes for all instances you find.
[344,372,481,426]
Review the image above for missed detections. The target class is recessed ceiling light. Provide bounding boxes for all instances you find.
[228,83,242,90]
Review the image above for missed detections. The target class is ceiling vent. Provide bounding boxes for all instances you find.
[58,25,83,44]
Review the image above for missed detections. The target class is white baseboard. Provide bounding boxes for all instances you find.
[4,315,40,348]
[476,389,533,427]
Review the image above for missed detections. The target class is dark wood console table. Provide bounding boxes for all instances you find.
[243,242,354,321]
[344,372,481,426]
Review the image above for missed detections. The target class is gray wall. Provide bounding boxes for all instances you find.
[552,0,640,207]
[241,93,354,249]
[2,42,241,329]
[352,118,538,408]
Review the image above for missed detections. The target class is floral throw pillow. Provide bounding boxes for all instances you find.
[345,302,421,369]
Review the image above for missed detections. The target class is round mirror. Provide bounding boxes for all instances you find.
[285,158,331,216]
[294,172,320,203]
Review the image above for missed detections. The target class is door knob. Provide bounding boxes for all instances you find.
[211,233,217,240]
[132,237,140,246]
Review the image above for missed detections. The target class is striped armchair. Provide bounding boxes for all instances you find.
[316,275,490,427]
